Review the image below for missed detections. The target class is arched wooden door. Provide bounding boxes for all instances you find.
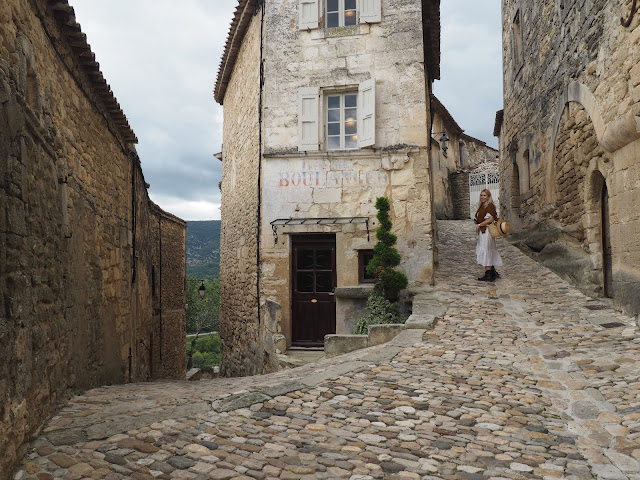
[601,182,613,297]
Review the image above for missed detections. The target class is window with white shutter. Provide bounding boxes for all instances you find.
[298,87,320,152]
[357,79,375,148]
[359,0,381,24]
[299,0,319,30]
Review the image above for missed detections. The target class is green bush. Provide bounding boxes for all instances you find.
[355,291,405,334]
[367,197,408,301]
[186,334,220,372]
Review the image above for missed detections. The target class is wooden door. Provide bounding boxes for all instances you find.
[602,183,613,297]
[292,235,336,346]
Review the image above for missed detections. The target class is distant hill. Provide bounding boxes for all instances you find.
[186,221,220,278]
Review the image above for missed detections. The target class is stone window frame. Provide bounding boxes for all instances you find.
[358,249,376,284]
[510,8,524,78]
[298,79,376,152]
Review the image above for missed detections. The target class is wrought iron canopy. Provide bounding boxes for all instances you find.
[270,217,370,243]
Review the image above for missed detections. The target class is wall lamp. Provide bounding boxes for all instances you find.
[198,280,206,298]
[433,131,450,153]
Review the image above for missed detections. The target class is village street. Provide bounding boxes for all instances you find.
[15,220,640,480]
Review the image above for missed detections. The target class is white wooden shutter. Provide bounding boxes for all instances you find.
[298,87,320,152]
[299,0,319,30]
[358,79,375,148]
[360,0,381,23]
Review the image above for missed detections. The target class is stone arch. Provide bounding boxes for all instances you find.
[547,81,606,204]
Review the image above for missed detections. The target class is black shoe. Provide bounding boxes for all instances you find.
[492,267,500,278]
[478,271,493,281]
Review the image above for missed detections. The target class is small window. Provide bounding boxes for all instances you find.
[327,0,357,28]
[359,250,376,284]
[327,93,358,150]
[511,10,524,74]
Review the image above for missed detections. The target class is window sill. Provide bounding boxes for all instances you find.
[310,23,370,40]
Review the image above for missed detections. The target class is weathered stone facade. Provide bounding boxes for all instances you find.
[430,95,498,220]
[0,0,186,475]
[215,0,441,376]
[498,0,640,316]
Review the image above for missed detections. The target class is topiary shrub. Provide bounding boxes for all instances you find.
[356,197,408,334]
[367,197,408,301]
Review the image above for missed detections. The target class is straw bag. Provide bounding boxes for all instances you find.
[488,219,510,238]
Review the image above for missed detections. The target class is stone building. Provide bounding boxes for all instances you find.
[497,0,640,316]
[430,94,498,220]
[214,0,441,376]
[0,0,186,474]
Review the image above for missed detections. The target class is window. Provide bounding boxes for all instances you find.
[327,93,358,150]
[326,0,357,28]
[298,79,375,152]
[358,250,376,283]
[299,0,381,30]
[511,10,524,74]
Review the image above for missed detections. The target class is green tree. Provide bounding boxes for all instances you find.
[366,197,408,301]
[356,197,408,334]
[186,276,220,369]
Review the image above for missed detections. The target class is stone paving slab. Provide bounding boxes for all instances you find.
[12,220,640,480]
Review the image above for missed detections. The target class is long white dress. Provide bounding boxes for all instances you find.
[476,213,503,267]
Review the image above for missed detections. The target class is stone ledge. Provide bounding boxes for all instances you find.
[405,314,438,329]
[325,334,369,358]
[334,285,374,299]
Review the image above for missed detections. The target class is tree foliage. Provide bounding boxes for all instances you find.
[186,276,220,369]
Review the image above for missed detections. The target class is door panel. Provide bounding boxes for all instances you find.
[292,235,336,346]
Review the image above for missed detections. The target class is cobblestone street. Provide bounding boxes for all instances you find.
[15,220,640,480]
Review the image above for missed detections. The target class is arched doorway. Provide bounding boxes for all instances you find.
[601,180,613,297]
[511,162,521,218]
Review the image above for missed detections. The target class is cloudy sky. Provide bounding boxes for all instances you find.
[71,0,502,221]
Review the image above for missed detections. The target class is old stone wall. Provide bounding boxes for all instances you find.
[500,0,640,314]
[0,0,185,475]
[218,12,263,377]
[460,135,498,169]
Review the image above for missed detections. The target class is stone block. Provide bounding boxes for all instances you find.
[368,324,404,346]
[404,313,437,330]
[273,333,286,353]
[324,334,369,358]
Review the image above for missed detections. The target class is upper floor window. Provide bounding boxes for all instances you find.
[327,93,357,149]
[327,0,357,27]
[299,0,381,30]
[298,79,376,152]
[511,10,524,74]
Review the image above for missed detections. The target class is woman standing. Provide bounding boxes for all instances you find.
[475,189,502,282]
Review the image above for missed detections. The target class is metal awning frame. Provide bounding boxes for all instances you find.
[270,217,370,243]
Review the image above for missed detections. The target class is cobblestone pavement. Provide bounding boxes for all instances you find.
[14,220,640,480]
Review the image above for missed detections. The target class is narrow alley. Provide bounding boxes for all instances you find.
[15,221,640,480]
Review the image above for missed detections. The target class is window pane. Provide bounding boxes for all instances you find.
[344,108,357,122]
[345,135,357,149]
[328,123,340,136]
[315,250,332,269]
[345,122,357,135]
[327,0,339,12]
[316,272,333,292]
[344,10,356,26]
[297,272,314,292]
[345,94,357,108]
[327,12,339,27]
[297,249,315,270]
[328,136,341,150]
[328,109,340,122]
[328,96,340,109]
[345,0,356,10]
